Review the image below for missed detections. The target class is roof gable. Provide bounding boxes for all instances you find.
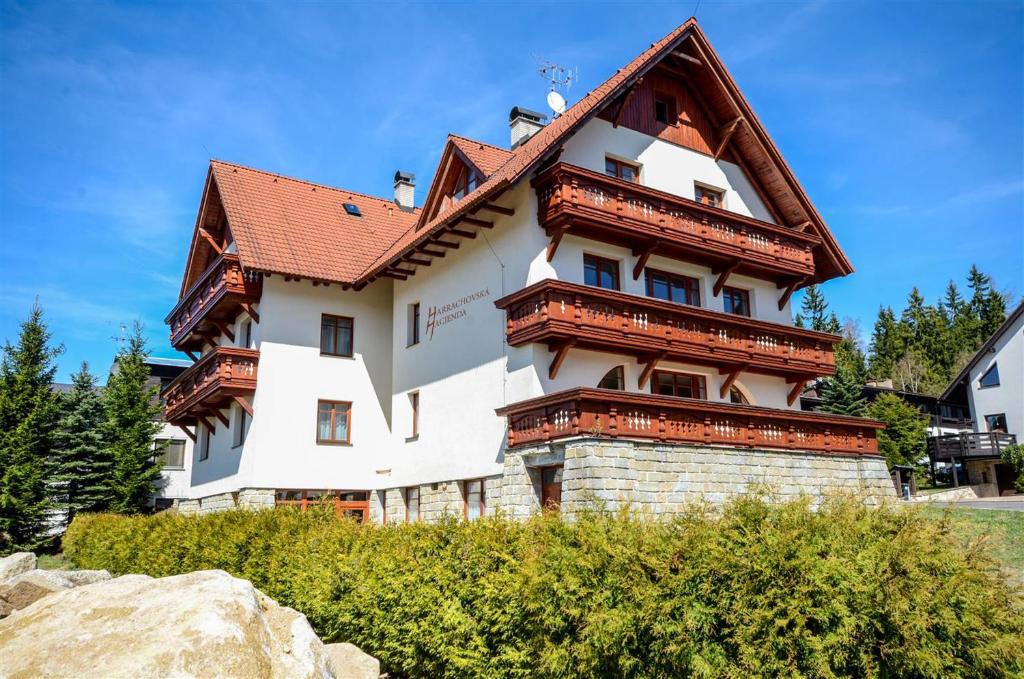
[941,302,1024,399]
[417,135,513,227]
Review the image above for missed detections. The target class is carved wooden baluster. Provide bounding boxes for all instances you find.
[824,428,832,452]
[703,414,712,445]
[542,411,550,441]
[659,411,667,441]
[740,227,748,251]
[609,406,618,438]
[570,400,580,436]
[773,235,780,259]
[616,189,624,217]
[788,424,796,449]
[573,296,582,327]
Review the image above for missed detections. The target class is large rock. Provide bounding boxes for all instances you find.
[0,552,35,584]
[0,569,335,678]
[325,642,381,679]
[0,568,111,615]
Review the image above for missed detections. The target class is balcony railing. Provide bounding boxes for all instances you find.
[532,163,820,279]
[165,253,262,350]
[495,388,882,456]
[163,346,258,425]
[927,432,1017,462]
[495,280,838,379]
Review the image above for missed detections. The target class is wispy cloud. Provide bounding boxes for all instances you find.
[944,179,1024,207]
[726,0,828,64]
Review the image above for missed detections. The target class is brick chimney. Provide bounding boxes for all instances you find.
[509,107,547,149]
[393,171,415,210]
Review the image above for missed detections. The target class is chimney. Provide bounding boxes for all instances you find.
[509,106,547,149]
[393,171,415,210]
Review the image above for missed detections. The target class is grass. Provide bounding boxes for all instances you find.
[925,506,1024,580]
[36,553,74,571]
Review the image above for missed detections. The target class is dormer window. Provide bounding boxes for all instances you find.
[452,167,480,202]
[695,184,724,208]
[605,157,639,182]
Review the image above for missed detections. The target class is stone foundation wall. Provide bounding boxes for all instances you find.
[175,489,275,516]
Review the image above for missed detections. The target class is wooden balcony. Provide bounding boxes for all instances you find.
[163,346,258,426]
[927,432,1017,462]
[496,388,882,456]
[495,280,838,385]
[532,163,821,284]
[165,253,262,352]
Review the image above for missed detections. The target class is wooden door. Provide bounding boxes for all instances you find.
[541,466,563,511]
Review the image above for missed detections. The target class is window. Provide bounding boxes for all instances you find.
[409,391,419,439]
[156,439,186,469]
[317,400,351,444]
[654,91,677,125]
[986,414,1008,433]
[583,254,620,291]
[464,479,485,520]
[241,320,253,349]
[695,184,724,208]
[651,371,707,400]
[233,407,248,447]
[604,157,640,182]
[979,363,1000,388]
[645,269,700,306]
[452,167,480,202]
[728,386,749,405]
[343,203,362,217]
[541,466,563,511]
[275,490,368,522]
[722,287,751,317]
[408,303,421,346]
[406,487,420,523]
[597,366,625,390]
[198,425,210,461]
[320,314,354,357]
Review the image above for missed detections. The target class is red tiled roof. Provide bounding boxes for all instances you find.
[209,160,419,285]
[448,134,512,176]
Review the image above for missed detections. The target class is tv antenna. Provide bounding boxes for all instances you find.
[535,56,577,117]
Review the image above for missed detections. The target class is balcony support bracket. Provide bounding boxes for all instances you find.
[548,339,576,380]
[786,376,811,407]
[197,415,216,434]
[632,243,658,280]
[547,224,571,262]
[240,303,260,324]
[777,277,805,311]
[212,321,235,343]
[198,228,223,255]
[714,117,744,161]
[712,260,741,297]
[233,395,254,417]
[176,425,197,443]
[719,364,749,399]
[637,352,666,390]
[184,350,199,362]
[206,408,230,428]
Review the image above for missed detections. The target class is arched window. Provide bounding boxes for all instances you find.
[729,385,750,405]
[597,366,625,390]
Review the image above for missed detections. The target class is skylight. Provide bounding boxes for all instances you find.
[343,203,362,217]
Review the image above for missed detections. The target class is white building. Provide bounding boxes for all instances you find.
[161,19,895,520]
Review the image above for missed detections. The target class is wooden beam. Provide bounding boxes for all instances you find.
[380,272,408,280]
[637,353,665,390]
[184,350,199,362]
[478,202,514,216]
[612,79,641,128]
[430,239,460,249]
[233,395,254,417]
[198,228,223,254]
[447,227,477,239]
[793,221,812,232]
[671,49,702,66]
[212,321,235,343]
[713,117,743,161]
[205,408,229,428]
[730,149,787,226]
[632,243,657,280]
[390,267,416,276]
[787,379,807,407]
[548,339,575,380]
[719,364,748,399]
[406,257,432,266]
[197,330,218,347]
[197,415,216,434]
[712,260,740,297]
[240,303,259,324]
[546,224,570,262]
[778,278,804,311]
[457,216,493,229]
[177,425,196,443]
[419,247,446,258]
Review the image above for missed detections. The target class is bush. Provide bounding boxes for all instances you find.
[65,496,1024,678]
[1001,444,1024,494]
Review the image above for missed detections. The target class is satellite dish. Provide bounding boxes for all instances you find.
[546,90,566,115]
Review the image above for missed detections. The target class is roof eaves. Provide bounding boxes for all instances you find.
[940,301,1024,400]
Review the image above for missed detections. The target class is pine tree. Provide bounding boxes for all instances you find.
[835,320,868,383]
[967,265,1007,343]
[866,393,928,470]
[103,323,163,515]
[0,304,63,552]
[818,365,867,417]
[53,363,113,525]
[868,306,904,379]
[796,284,841,333]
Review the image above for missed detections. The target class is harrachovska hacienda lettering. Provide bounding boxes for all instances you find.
[426,288,490,340]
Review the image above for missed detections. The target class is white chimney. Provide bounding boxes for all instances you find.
[509,107,547,149]
[393,171,415,210]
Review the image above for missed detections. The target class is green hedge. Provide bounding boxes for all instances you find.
[64,496,1024,678]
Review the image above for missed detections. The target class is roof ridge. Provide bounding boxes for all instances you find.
[447,133,511,153]
[209,158,420,211]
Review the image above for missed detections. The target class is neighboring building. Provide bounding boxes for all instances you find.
[161,19,895,521]
[929,303,1023,496]
[143,357,196,508]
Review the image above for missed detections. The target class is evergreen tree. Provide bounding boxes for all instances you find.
[796,284,841,333]
[102,323,163,514]
[818,365,867,417]
[0,304,63,552]
[866,393,928,470]
[835,320,868,383]
[868,306,904,379]
[53,362,113,525]
[967,265,1007,343]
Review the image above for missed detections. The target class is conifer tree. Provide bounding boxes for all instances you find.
[53,362,113,525]
[796,284,841,333]
[818,365,867,417]
[967,265,1007,342]
[867,392,928,470]
[868,306,904,379]
[0,304,62,552]
[103,323,163,514]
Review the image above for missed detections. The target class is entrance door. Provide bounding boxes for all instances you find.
[541,466,563,511]
[995,464,1017,495]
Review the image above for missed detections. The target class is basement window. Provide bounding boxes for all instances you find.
[343,203,362,217]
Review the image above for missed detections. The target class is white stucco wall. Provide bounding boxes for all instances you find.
[968,310,1023,438]
[153,421,194,500]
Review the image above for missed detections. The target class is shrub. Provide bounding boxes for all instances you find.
[1001,443,1024,493]
[65,496,1024,678]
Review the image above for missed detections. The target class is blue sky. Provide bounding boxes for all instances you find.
[1,1,1022,381]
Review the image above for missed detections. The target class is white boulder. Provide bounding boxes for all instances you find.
[0,552,35,584]
[325,642,381,679]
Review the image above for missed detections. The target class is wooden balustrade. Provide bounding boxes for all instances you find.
[496,388,882,456]
[163,346,259,425]
[165,253,262,350]
[531,163,820,280]
[495,279,838,379]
